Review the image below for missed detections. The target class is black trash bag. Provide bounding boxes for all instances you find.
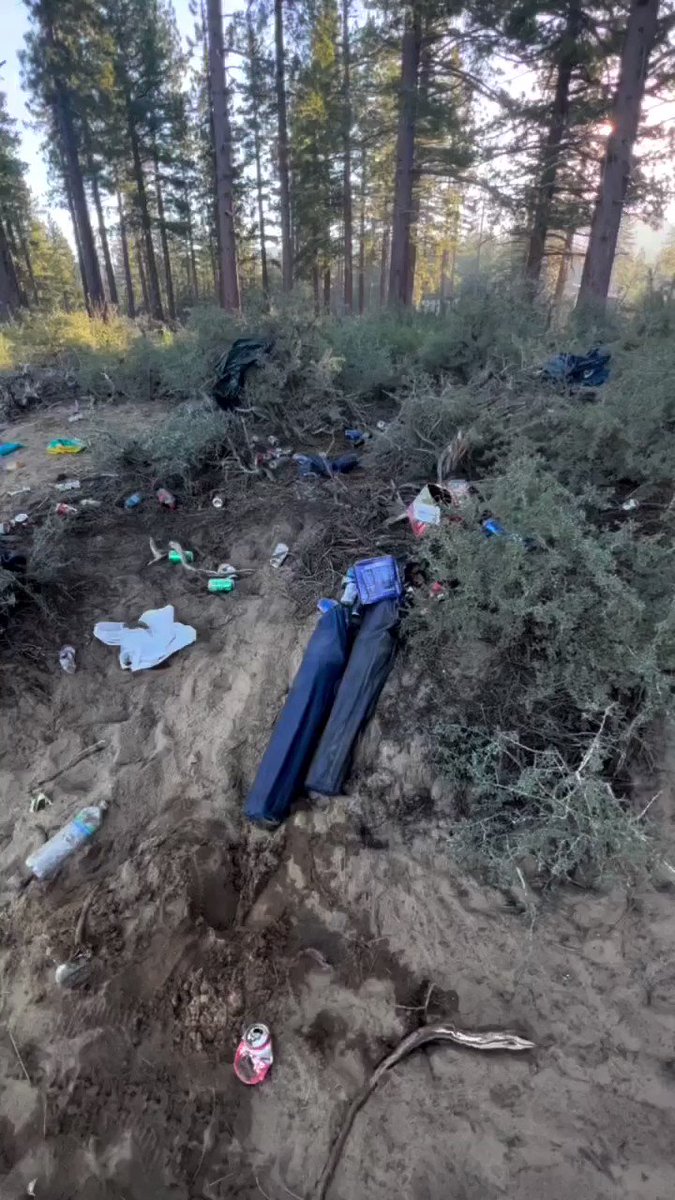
[542,347,610,388]
[245,604,353,826]
[212,337,273,410]
[305,598,399,797]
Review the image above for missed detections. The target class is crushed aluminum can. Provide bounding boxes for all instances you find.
[234,1022,273,1085]
[55,956,92,988]
[55,479,81,492]
[270,541,289,568]
[13,512,30,525]
[156,486,176,510]
[59,645,76,674]
[216,562,238,578]
[212,495,224,509]
[622,497,639,512]
[55,503,77,517]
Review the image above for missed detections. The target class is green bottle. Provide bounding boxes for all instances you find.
[208,577,234,593]
[168,549,194,563]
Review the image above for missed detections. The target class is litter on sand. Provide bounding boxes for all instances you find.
[93,605,196,672]
[46,438,87,454]
[270,541,289,568]
[0,442,24,457]
[58,645,76,674]
[234,1023,274,1085]
[316,1022,535,1200]
[26,802,107,880]
[294,452,360,478]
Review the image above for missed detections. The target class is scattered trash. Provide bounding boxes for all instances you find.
[408,485,441,536]
[430,581,446,601]
[13,512,30,525]
[124,492,143,509]
[483,518,538,550]
[68,411,85,423]
[55,955,92,989]
[542,347,610,388]
[234,1022,274,1085]
[0,442,24,457]
[156,486,176,510]
[93,605,196,672]
[212,495,224,509]
[79,498,102,509]
[29,791,52,813]
[344,428,370,446]
[316,1022,535,1200]
[59,645,76,674]
[216,562,238,578]
[353,556,403,605]
[208,577,235,593]
[26,1179,37,1198]
[55,502,77,517]
[47,438,86,455]
[8,485,31,496]
[0,551,26,572]
[293,452,360,478]
[168,548,194,564]
[376,420,387,432]
[340,567,358,606]
[212,337,273,410]
[270,541,289,569]
[25,802,107,881]
[622,497,639,512]
[255,444,292,470]
[55,479,81,492]
[305,596,399,797]
[443,478,472,506]
[246,604,352,826]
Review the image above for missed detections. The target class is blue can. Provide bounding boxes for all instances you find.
[125,492,143,509]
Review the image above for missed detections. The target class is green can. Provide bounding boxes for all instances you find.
[169,549,194,563]
[208,577,234,593]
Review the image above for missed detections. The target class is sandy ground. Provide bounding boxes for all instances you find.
[1,398,675,1200]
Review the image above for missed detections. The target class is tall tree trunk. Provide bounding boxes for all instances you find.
[136,239,150,313]
[18,226,39,305]
[379,221,390,306]
[274,0,293,291]
[41,9,104,312]
[553,228,575,307]
[525,0,582,288]
[341,0,354,312]
[246,11,269,296]
[323,265,331,312]
[357,147,367,314]
[53,91,105,311]
[183,181,200,301]
[207,0,240,311]
[64,169,89,308]
[312,262,320,314]
[388,4,421,306]
[153,149,177,319]
[126,109,164,319]
[90,171,119,307]
[0,218,21,320]
[117,190,136,318]
[576,0,659,311]
[4,220,28,307]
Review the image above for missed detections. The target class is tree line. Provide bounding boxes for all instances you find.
[0,0,673,323]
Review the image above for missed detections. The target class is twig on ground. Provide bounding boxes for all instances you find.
[6,1027,31,1083]
[74,886,98,948]
[315,1022,535,1200]
[33,740,106,790]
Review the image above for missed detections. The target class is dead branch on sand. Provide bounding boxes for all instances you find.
[315,1023,535,1200]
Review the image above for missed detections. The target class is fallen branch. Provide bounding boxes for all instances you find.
[315,1022,535,1200]
[32,741,106,791]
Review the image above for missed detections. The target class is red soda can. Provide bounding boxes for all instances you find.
[156,487,176,509]
[234,1022,273,1085]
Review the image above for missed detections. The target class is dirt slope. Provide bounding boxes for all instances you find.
[1,399,674,1200]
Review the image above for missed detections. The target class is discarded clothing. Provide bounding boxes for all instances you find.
[212,337,273,410]
[0,442,23,457]
[47,438,87,454]
[542,348,610,388]
[245,604,352,826]
[305,598,399,797]
[93,604,196,672]
[294,452,360,478]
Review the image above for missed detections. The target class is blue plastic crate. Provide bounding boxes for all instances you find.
[353,556,402,605]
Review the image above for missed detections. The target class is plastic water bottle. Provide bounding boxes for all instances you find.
[26,803,107,881]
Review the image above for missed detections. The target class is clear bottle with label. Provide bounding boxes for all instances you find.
[26,804,107,881]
